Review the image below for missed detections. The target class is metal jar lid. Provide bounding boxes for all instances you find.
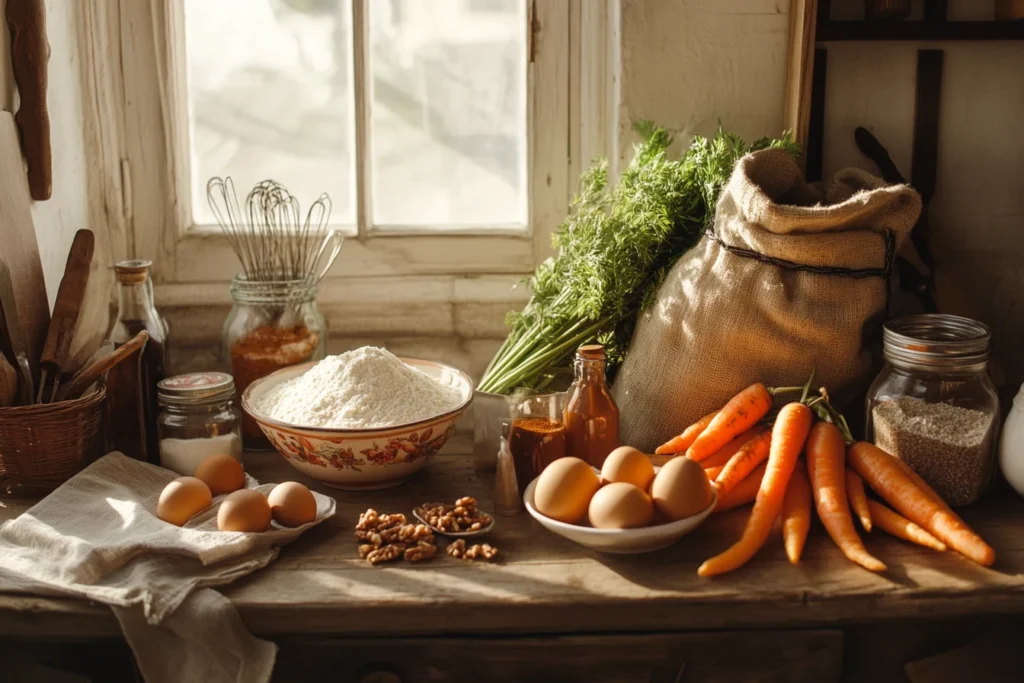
[158,372,236,407]
[883,314,991,373]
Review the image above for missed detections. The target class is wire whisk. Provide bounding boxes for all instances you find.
[207,177,343,283]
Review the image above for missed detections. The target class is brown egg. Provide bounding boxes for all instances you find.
[267,482,317,527]
[533,457,601,524]
[194,453,245,496]
[217,489,272,532]
[588,482,654,529]
[601,446,656,490]
[650,456,714,521]
[157,477,212,526]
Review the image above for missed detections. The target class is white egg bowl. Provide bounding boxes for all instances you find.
[523,475,717,554]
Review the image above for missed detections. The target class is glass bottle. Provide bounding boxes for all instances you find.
[866,314,1000,506]
[563,344,619,468]
[222,275,326,449]
[107,260,169,463]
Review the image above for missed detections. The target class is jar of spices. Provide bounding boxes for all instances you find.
[157,372,243,476]
[866,314,1000,507]
[564,344,620,468]
[222,275,326,449]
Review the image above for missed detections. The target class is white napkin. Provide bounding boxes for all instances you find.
[0,452,336,683]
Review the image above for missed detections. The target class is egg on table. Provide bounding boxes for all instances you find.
[601,446,656,490]
[533,457,601,524]
[650,455,714,521]
[217,489,272,532]
[157,477,212,526]
[588,482,653,529]
[267,481,317,527]
[194,453,245,496]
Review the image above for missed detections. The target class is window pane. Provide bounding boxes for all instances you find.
[369,0,528,228]
[184,0,355,227]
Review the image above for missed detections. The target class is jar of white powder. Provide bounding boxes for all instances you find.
[157,372,243,475]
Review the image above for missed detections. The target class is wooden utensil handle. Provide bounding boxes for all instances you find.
[40,229,94,365]
[5,0,51,201]
[64,331,149,401]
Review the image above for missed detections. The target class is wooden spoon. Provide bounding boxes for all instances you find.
[0,354,16,407]
[58,330,149,402]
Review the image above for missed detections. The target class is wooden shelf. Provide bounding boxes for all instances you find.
[818,20,1024,42]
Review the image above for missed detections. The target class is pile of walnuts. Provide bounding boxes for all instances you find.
[354,498,499,566]
[417,496,494,533]
[355,509,437,566]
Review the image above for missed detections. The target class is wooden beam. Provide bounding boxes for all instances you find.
[819,20,1024,41]
[805,48,828,182]
[783,0,819,155]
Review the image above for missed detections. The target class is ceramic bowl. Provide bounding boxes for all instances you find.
[523,476,716,554]
[242,358,473,490]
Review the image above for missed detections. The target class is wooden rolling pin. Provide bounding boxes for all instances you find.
[58,330,149,402]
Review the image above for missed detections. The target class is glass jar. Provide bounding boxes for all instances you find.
[866,314,1000,506]
[508,393,567,496]
[157,372,243,476]
[222,275,327,449]
[564,344,620,468]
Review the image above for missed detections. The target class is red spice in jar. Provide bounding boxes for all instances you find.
[230,324,320,445]
[508,416,567,497]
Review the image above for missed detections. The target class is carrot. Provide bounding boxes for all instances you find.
[782,463,812,564]
[867,499,946,552]
[699,402,813,577]
[846,469,873,532]
[687,384,773,462]
[713,462,767,513]
[699,427,766,469]
[704,465,725,481]
[806,422,886,573]
[715,430,772,496]
[890,455,967,527]
[848,441,994,566]
[655,410,719,455]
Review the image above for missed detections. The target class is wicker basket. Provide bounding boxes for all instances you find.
[0,387,106,494]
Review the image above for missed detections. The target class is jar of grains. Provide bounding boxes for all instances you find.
[157,372,243,476]
[222,275,326,449]
[866,314,1000,506]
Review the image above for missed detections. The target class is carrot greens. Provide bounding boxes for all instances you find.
[478,123,800,395]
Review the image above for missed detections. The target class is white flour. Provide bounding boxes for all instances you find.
[255,347,464,428]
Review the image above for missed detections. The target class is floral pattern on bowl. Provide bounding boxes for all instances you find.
[242,358,472,490]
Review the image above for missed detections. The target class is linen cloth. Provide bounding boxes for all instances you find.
[613,148,922,451]
[0,452,336,683]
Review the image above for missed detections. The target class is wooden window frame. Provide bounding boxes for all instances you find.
[78,0,618,314]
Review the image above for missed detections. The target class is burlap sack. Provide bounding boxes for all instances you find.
[613,148,922,452]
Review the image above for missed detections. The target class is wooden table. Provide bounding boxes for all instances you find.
[2,435,1023,682]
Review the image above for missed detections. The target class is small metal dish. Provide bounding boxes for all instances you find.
[413,502,496,538]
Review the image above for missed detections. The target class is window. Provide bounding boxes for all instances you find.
[80,0,614,336]
[184,0,528,232]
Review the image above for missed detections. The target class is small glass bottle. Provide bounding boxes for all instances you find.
[157,372,243,476]
[107,260,169,463]
[563,344,619,468]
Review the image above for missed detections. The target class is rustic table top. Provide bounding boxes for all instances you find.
[2,434,1024,639]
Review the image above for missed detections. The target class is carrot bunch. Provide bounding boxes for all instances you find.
[655,376,996,577]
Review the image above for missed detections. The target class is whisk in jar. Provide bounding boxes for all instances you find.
[207,177,343,283]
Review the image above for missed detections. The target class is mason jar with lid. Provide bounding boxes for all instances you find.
[157,372,244,476]
[222,275,327,449]
[866,314,1000,506]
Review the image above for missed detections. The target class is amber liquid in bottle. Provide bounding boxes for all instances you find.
[107,261,169,463]
[563,345,619,468]
[508,417,566,497]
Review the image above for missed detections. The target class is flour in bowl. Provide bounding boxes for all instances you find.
[255,347,465,428]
